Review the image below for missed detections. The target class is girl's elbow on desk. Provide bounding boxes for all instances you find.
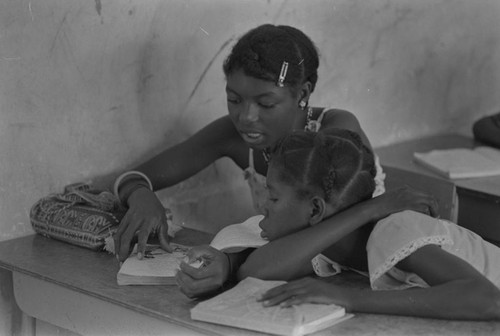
[439,280,500,321]
[477,282,500,321]
[431,281,500,321]
[424,280,500,321]
[345,279,500,321]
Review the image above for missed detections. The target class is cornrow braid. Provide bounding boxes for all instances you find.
[223,24,319,93]
[277,25,319,92]
[322,168,336,202]
[270,129,376,214]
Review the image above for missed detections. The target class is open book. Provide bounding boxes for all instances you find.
[414,146,500,179]
[191,277,352,336]
[117,243,202,285]
[117,216,265,285]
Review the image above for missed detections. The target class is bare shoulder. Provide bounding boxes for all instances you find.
[317,108,362,132]
[315,107,372,149]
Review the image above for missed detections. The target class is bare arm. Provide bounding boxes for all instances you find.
[351,244,500,320]
[261,245,500,320]
[134,115,242,190]
[320,109,373,150]
[238,186,438,281]
[114,116,244,261]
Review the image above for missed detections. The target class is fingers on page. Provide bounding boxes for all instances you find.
[136,227,150,260]
[113,212,132,259]
[159,222,173,252]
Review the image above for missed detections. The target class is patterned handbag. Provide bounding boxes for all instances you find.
[30,183,127,251]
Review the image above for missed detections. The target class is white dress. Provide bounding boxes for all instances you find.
[312,210,500,290]
[366,210,500,290]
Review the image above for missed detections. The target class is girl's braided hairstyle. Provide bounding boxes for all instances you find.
[223,24,319,95]
[269,128,376,214]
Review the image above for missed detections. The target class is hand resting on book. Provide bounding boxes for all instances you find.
[190,277,351,336]
[259,276,352,309]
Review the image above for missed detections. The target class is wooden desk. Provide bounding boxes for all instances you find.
[377,133,500,246]
[0,234,499,336]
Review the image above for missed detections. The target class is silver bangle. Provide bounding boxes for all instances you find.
[113,171,153,200]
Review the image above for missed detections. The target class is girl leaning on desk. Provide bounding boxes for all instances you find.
[256,128,500,320]
[112,24,437,298]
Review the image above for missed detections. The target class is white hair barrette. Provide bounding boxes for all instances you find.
[277,61,289,87]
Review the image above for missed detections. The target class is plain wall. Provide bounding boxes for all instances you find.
[1,0,499,334]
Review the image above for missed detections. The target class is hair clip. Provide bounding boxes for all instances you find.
[277,61,289,87]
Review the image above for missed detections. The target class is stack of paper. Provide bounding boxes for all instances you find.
[413,146,500,179]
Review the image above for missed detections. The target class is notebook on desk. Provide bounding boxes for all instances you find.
[190,277,352,336]
[413,146,500,179]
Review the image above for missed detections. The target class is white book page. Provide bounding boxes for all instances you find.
[475,146,500,164]
[210,215,268,253]
[191,277,347,336]
[414,147,500,179]
[118,243,189,278]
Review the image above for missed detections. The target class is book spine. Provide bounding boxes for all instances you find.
[190,310,292,336]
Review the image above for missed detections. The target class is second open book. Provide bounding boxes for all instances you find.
[191,277,352,336]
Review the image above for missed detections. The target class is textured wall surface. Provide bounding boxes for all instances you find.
[0,0,499,332]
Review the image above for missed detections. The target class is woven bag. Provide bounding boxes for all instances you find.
[30,183,126,251]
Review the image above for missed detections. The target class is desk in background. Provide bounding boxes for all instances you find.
[0,233,499,336]
[377,133,500,246]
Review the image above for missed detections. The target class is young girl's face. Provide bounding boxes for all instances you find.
[259,163,312,241]
[226,69,304,150]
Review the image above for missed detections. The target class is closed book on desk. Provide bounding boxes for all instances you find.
[191,277,352,336]
[117,243,193,285]
[414,147,500,179]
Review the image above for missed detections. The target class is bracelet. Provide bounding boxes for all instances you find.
[225,252,233,279]
[221,252,238,291]
[113,171,153,200]
[120,182,150,206]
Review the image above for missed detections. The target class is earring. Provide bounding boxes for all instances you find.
[299,100,307,110]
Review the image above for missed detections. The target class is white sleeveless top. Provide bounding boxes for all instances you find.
[244,108,386,215]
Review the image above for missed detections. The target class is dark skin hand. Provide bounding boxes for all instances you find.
[176,245,230,298]
[176,246,254,298]
[114,188,172,261]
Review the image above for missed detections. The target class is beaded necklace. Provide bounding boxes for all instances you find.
[261,106,315,163]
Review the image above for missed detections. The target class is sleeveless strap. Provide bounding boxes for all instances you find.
[316,108,329,126]
[248,148,255,168]
[305,107,329,132]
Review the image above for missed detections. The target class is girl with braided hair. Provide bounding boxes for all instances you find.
[256,128,500,321]
[112,24,436,297]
